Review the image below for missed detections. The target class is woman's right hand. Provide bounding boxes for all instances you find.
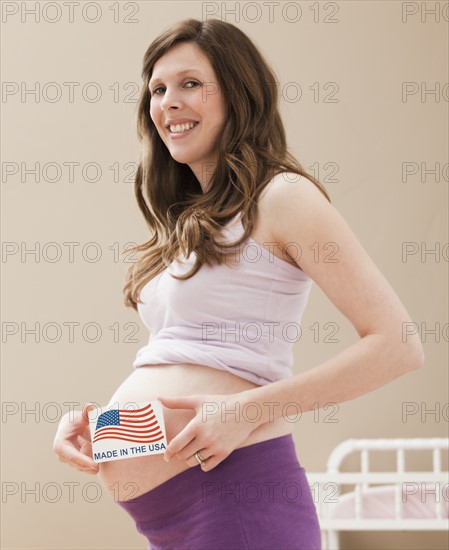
[53,403,99,474]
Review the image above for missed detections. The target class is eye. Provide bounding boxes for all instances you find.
[152,86,164,96]
[151,80,200,96]
[184,80,199,89]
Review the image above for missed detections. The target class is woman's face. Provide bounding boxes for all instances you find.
[149,42,226,191]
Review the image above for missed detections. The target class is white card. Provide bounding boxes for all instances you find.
[88,400,167,463]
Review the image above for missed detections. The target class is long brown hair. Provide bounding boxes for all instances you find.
[123,18,331,310]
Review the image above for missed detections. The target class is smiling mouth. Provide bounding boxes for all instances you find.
[167,121,199,134]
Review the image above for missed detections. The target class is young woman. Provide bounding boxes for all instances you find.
[53,18,424,550]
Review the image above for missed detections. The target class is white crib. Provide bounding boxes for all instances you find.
[306,438,449,550]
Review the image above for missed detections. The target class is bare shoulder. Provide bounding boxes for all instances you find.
[262,171,330,222]
[260,171,332,255]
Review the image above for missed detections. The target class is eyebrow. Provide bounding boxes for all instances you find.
[149,69,203,87]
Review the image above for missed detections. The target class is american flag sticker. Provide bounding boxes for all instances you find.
[88,400,167,463]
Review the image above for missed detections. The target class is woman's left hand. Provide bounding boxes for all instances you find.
[157,391,260,471]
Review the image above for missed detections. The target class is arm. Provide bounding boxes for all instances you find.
[160,174,424,469]
[242,173,424,426]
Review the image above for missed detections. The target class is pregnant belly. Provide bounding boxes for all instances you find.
[96,363,292,502]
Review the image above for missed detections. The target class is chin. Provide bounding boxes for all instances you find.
[170,155,191,165]
[170,152,198,164]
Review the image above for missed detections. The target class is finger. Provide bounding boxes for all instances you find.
[163,427,197,462]
[68,459,98,472]
[57,444,98,471]
[58,452,94,471]
[186,449,212,468]
[198,453,226,472]
[157,395,199,411]
[76,466,99,475]
[78,435,93,453]
[175,440,209,462]
[81,402,97,423]
[57,454,69,465]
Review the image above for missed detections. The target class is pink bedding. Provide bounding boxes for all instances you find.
[328,484,449,519]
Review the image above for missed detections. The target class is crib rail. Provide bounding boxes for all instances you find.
[306,438,449,550]
[325,438,449,474]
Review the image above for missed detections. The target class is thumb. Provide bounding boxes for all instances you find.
[81,402,97,423]
[157,395,199,410]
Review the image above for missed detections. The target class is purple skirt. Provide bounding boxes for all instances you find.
[117,434,321,549]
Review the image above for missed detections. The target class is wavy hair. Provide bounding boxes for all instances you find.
[123,18,331,310]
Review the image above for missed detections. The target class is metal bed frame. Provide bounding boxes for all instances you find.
[306,438,449,549]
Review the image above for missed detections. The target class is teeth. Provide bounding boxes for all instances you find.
[169,122,196,133]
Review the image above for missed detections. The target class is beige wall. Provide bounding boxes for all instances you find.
[2,1,447,549]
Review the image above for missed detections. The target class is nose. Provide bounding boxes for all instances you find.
[160,86,182,111]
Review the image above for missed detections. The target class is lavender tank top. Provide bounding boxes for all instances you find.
[133,213,313,386]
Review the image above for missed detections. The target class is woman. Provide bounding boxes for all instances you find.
[53,18,424,550]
